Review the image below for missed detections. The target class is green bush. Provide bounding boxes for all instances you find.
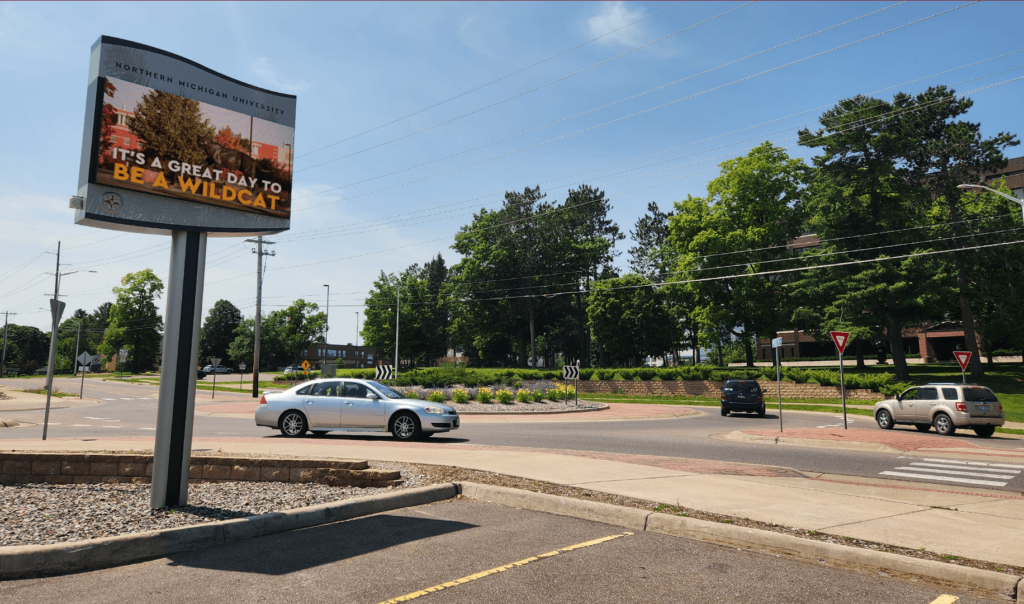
[530,389,545,403]
[656,368,678,380]
[636,368,658,381]
[879,381,914,397]
[452,388,470,404]
[496,388,514,404]
[516,389,531,403]
[477,387,493,404]
[427,390,446,403]
[404,390,421,399]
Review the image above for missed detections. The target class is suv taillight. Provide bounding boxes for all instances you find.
[259,395,267,406]
[955,402,966,412]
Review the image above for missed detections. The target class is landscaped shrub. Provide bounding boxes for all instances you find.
[878,381,914,397]
[579,368,596,380]
[516,389,531,403]
[636,368,658,381]
[655,368,678,380]
[477,387,493,404]
[547,383,576,400]
[404,389,421,399]
[452,389,470,404]
[427,390,446,403]
[496,389,514,404]
[531,389,545,403]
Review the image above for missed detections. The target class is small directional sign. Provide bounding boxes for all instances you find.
[954,351,972,372]
[375,365,394,380]
[118,348,128,362]
[771,337,783,348]
[239,362,246,371]
[562,365,579,380]
[829,331,851,356]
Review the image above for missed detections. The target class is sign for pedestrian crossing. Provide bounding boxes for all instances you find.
[562,365,579,380]
[829,331,850,355]
[375,365,395,380]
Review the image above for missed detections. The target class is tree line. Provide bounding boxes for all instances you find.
[359,86,1024,381]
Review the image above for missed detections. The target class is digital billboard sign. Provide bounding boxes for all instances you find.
[75,37,296,235]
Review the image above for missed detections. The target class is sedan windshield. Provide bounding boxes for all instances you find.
[368,382,404,399]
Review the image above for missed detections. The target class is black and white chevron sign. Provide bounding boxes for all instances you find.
[562,365,579,380]
[375,365,395,380]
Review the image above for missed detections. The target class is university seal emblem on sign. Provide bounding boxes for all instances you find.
[100,192,123,214]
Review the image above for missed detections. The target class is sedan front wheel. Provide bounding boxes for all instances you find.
[391,413,421,441]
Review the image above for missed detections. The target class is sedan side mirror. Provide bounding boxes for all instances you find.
[366,393,379,400]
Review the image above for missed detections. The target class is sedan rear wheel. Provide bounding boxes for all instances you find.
[280,411,308,438]
[875,409,894,430]
[933,413,956,436]
[720,406,729,417]
[391,413,421,441]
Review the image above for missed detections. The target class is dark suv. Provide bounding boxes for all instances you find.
[720,380,765,417]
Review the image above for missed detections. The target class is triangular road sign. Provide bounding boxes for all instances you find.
[954,351,972,371]
[829,331,851,355]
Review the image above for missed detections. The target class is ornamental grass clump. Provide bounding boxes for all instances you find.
[427,390,446,403]
[477,387,493,404]
[452,388,470,404]
[496,388,514,404]
[515,389,531,403]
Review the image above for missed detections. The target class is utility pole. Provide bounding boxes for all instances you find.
[355,311,359,347]
[72,320,82,378]
[246,237,274,398]
[1,311,11,377]
[323,283,329,371]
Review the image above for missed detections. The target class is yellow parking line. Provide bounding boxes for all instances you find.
[377,532,633,604]
[928,596,958,604]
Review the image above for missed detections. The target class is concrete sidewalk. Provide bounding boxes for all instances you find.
[8,434,1024,568]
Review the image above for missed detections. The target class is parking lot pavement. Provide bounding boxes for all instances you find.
[0,500,1003,604]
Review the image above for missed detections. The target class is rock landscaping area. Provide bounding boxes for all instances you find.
[0,460,427,547]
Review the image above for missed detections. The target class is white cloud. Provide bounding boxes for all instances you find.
[588,2,647,46]
[251,57,310,94]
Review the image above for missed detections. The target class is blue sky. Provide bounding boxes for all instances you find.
[2,1,1023,344]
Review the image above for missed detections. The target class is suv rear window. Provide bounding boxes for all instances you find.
[963,387,998,402]
[724,381,760,391]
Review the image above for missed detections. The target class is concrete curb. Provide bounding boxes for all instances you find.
[0,483,457,579]
[456,402,609,416]
[0,419,19,428]
[456,482,1021,601]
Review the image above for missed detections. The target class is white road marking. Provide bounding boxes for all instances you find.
[70,424,92,427]
[893,466,1017,480]
[922,458,1024,470]
[879,471,1008,487]
[139,427,156,431]
[908,462,1020,475]
[102,398,116,401]
[84,417,120,422]
[102,426,121,429]
[120,398,134,400]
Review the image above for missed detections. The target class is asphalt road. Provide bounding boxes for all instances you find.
[0,500,998,604]
[4,376,1023,492]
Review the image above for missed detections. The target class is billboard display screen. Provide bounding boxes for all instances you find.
[76,37,296,235]
[94,77,293,218]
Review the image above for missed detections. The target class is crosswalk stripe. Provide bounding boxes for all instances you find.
[908,462,1020,475]
[879,471,1007,487]
[921,458,1024,470]
[894,466,1017,480]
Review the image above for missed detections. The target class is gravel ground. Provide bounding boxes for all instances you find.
[449,400,604,413]
[0,461,428,547]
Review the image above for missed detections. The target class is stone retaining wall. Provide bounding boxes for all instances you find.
[0,453,401,488]
[574,379,881,401]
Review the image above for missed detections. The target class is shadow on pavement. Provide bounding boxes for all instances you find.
[167,513,476,575]
[262,434,472,444]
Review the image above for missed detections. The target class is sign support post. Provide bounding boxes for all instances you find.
[830,331,851,430]
[772,337,783,432]
[954,351,972,384]
[239,362,246,389]
[209,356,221,399]
[151,231,207,509]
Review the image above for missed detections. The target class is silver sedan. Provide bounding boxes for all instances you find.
[254,378,459,440]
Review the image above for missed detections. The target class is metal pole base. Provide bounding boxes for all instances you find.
[151,231,206,509]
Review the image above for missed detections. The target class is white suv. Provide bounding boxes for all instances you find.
[873,383,1004,437]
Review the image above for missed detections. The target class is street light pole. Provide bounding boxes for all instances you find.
[355,311,360,347]
[957,184,1024,233]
